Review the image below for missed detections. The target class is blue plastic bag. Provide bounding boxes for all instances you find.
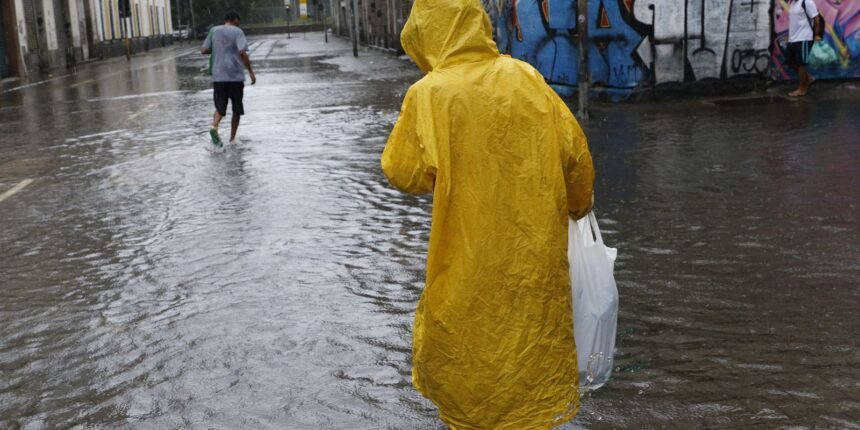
[809,42,838,67]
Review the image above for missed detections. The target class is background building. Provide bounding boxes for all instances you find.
[331,0,411,52]
[0,0,173,79]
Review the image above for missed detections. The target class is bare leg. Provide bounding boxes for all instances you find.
[230,115,241,142]
[798,65,810,93]
[790,66,810,96]
[213,111,223,129]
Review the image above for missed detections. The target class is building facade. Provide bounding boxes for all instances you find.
[331,0,410,52]
[0,0,173,79]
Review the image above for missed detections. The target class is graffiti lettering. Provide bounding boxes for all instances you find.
[632,0,769,83]
[731,48,769,73]
[485,0,859,94]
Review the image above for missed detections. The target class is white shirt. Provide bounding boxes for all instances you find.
[789,0,820,43]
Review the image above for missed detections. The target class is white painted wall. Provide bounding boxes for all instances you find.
[164,0,172,34]
[633,0,685,83]
[92,0,104,42]
[725,0,771,78]
[141,0,150,37]
[13,0,28,75]
[42,0,58,51]
[13,0,28,52]
[632,0,771,84]
[68,0,82,47]
[685,0,732,81]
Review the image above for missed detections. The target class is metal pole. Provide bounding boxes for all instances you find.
[121,10,131,61]
[576,0,589,120]
[351,0,358,57]
[362,0,369,46]
[323,5,328,42]
[189,0,196,40]
[128,17,133,57]
[177,0,183,34]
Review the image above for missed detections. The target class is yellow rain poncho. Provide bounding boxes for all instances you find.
[381,0,595,427]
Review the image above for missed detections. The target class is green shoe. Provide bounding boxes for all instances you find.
[209,128,223,147]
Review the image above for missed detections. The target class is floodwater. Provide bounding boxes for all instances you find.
[0,35,858,429]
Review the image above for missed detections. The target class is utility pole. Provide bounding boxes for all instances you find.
[351,0,359,57]
[576,0,589,120]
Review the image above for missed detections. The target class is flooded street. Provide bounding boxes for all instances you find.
[1,34,858,429]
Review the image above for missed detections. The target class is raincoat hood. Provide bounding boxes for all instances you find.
[400,0,499,72]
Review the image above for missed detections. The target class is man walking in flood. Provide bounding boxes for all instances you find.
[202,10,256,146]
[380,0,595,427]
[786,0,823,97]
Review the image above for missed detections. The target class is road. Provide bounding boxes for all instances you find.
[1,34,858,428]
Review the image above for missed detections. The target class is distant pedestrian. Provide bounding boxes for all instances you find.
[381,0,594,427]
[786,0,823,97]
[201,10,256,146]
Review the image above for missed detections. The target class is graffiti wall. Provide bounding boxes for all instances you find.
[634,0,771,83]
[483,0,860,96]
[772,0,860,81]
[485,0,647,96]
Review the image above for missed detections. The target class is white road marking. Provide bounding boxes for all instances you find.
[88,90,186,103]
[0,179,34,204]
[69,79,97,88]
[1,74,73,93]
[66,129,128,142]
[128,103,156,120]
[2,48,198,95]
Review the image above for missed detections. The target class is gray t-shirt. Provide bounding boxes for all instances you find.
[202,25,249,82]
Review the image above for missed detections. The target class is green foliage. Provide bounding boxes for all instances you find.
[173,0,289,29]
[194,0,286,26]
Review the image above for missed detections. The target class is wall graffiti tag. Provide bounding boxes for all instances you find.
[482,0,858,96]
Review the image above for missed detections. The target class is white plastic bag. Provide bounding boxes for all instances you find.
[568,211,619,390]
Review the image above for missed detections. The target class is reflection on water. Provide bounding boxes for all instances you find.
[1,37,858,429]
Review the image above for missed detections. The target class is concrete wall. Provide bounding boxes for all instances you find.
[5,0,175,74]
[485,0,860,97]
[88,0,174,63]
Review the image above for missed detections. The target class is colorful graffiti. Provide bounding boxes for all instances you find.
[486,0,645,95]
[772,0,860,80]
[483,0,859,95]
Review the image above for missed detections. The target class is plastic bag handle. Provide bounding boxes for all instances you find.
[586,212,605,245]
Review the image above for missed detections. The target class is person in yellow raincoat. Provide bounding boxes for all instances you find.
[381,0,595,427]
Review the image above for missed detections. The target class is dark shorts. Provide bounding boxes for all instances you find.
[213,81,245,116]
[786,41,812,68]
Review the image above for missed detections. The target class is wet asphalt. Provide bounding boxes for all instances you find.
[0,33,858,429]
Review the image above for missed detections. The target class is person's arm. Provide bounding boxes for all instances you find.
[201,30,213,55]
[806,0,824,41]
[237,32,255,85]
[381,86,436,194]
[240,51,256,85]
[814,16,824,41]
[550,89,595,219]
